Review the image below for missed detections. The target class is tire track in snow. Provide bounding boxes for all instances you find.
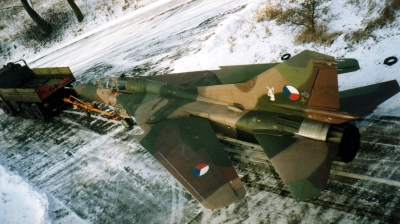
[58,111,400,222]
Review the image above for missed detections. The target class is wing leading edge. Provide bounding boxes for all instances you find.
[135,116,245,209]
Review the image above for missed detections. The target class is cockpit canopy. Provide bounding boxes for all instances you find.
[96,78,127,91]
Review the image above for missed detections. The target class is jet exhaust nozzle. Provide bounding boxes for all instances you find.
[296,119,360,163]
[327,124,360,163]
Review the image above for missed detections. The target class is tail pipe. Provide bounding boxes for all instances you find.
[296,119,360,163]
[327,124,360,163]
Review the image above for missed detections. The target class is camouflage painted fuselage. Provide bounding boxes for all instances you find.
[74,50,400,208]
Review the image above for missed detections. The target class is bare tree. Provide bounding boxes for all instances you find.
[277,0,323,32]
[66,0,84,22]
[255,0,337,45]
[20,0,52,33]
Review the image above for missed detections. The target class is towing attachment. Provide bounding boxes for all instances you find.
[63,95,122,121]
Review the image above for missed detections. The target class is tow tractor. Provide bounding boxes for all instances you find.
[0,60,76,120]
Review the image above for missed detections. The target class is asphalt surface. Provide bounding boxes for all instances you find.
[1,109,400,223]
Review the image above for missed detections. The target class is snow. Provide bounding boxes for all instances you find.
[1,0,400,223]
[171,0,400,115]
[0,165,50,224]
[0,0,160,66]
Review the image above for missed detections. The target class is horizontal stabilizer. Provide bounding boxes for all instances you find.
[339,80,400,117]
[335,58,360,74]
[255,135,337,201]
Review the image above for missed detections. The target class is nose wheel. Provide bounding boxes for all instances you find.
[122,118,135,128]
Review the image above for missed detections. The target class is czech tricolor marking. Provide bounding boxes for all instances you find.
[192,164,210,177]
[283,85,300,101]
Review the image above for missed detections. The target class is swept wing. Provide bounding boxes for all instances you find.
[134,115,245,209]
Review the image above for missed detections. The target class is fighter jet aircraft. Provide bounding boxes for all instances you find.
[74,50,400,209]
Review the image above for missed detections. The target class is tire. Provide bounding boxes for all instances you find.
[21,103,36,119]
[84,110,91,118]
[31,103,48,121]
[0,101,15,116]
[384,56,398,66]
[281,53,291,61]
[122,118,134,128]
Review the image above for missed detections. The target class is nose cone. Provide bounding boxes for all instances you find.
[74,83,97,101]
[74,83,87,96]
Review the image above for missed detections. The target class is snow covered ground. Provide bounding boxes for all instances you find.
[1,0,400,223]
[0,164,49,224]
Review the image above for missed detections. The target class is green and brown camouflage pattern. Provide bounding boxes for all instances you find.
[74,50,400,209]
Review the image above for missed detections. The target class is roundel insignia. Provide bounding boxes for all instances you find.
[192,164,209,177]
[283,85,300,101]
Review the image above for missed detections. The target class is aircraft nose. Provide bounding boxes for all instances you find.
[73,83,98,102]
[74,83,87,96]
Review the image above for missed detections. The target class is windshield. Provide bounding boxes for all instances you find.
[118,81,127,91]
[97,79,114,89]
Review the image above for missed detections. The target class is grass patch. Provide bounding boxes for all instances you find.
[264,26,272,37]
[294,24,342,45]
[256,0,400,45]
[346,0,400,44]
[254,5,283,23]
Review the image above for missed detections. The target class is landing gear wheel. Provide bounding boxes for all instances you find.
[122,118,134,128]
[384,56,398,66]
[21,103,36,119]
[0,102,15,116]
[281,53,291,61]
[31,103,48,121]
[84,110,91,118]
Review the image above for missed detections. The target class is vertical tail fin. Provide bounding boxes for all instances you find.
[273,50,340,109]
